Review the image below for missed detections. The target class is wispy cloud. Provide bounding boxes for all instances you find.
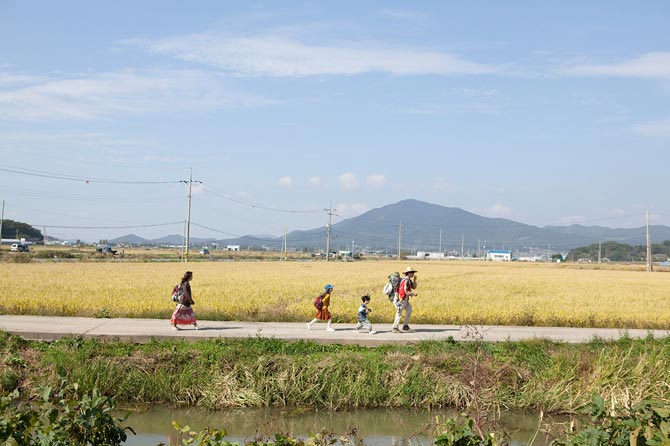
[125,33,497,77]
[0,73,47,86]
[431,178,450,191]
[378,8,428,22]
[366,174,386,187]
[335,202,369,218]
[337,172,359,191]
[0,69,273,121]
[278,176,293,188]
[308,176,323,186]
[559,215,585,225]
[403,87,504,116]
[632,117,670,136]
[559,52,670,78]
[474,204,512,218]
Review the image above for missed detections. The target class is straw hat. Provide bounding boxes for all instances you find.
[404,266,417,274]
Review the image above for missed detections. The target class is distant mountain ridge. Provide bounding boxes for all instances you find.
[109,199,669,251]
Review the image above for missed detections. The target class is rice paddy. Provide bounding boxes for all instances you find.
[1,260,669,328]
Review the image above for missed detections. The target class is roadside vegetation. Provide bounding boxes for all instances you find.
[2,260,670,328]
[1,331,669,413]
[2,331,670,445]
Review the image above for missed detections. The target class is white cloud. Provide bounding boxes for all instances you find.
[610,208,626,216]
[278,176,293,188]
[559,215,585,225]
[632,118,670,136]
[336,202,369,218]
[126,33,497,78]
[366,174,386,187]
[475,204,512,218]
[308,176,322,186]
[0,69,272,121]
[431,178,450,191]
[378,8,428,22]
[559,52,670,78]
[337,172,359,191]
[0,73,47,86]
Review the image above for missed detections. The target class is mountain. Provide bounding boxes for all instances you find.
[107,200,670,252]
[284,199,591,252]
[108,234,152,245]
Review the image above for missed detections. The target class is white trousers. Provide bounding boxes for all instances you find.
[392,299,412,328]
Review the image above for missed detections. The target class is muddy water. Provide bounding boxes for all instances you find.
[124,407,566,446]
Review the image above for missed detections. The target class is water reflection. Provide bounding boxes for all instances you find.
[123,406,562,446]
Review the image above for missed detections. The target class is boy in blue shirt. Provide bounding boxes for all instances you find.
[355,295,376,334]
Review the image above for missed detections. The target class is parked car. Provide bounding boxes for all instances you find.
[10,243,29,252]
[95,244,117,255]
[199,247,210,255]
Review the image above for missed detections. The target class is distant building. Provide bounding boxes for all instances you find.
[409,251,446,260]
[487,249,512,261]
[226,245,240,251]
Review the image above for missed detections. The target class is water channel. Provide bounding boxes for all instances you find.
[124,407,568,446]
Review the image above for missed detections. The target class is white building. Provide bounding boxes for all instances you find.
[226,245,240,251]
[487,249,512,261]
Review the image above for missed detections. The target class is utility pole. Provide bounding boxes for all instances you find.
[283,225,288,261]
[598,241,601,264]
[181,169,201,263]
[647,211,653,272]
[44,226,47,246]
[0,200,4,246]
[324,203,336,261]
[397,220,403,261]
[477,239,481,259]
[438,227,442,253]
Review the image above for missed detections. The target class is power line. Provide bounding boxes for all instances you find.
[201,183,322,214]
[0,163,181,184]
[26,221,184,230]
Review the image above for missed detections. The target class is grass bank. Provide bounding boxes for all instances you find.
[1,331,668,413]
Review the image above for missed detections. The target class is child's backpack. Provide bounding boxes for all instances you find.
[383,273,401,302]
[171,283,183,303]
[313,294,324,310]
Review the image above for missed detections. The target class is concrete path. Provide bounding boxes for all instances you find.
[0,315,667,346]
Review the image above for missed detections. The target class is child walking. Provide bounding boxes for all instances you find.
[307,284,335,332]
[355,295,376,334]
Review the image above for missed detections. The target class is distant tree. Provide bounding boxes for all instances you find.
[551,253,564,262]
[568,240,670,262]
[0,219,43,240]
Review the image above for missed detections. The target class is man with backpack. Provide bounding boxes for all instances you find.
[392,267,418,333]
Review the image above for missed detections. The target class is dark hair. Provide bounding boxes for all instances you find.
[181,271,193,284]
[361,295,371,302]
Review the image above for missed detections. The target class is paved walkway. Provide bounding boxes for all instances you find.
[0,315,667,346]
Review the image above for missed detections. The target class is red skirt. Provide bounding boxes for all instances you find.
[315,308,331,320]
[170,304,196,325]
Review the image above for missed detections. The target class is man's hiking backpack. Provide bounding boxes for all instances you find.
[383,273,401,302]
[313,294,324,310]
[171,284,183,303]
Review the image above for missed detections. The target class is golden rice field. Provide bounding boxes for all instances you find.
[1,260,669,328]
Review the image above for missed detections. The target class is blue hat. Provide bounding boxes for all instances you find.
[324,284,333,290]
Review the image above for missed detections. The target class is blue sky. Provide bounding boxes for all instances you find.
[1,1,669,242]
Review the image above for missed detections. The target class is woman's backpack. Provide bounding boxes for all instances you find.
[171,284,183,303]
[313,294,324,310]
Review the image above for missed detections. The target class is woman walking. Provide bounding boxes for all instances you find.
[307,284,335,332]
[170,271,199,330]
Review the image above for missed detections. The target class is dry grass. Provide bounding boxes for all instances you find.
[1,260,669,328]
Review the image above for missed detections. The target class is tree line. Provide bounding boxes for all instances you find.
[568,240,670,262]
[0,219,43,241]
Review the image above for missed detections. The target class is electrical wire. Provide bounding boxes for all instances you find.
[0,163,182,184]
[201,183,322,214]
[26,221,184,230]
